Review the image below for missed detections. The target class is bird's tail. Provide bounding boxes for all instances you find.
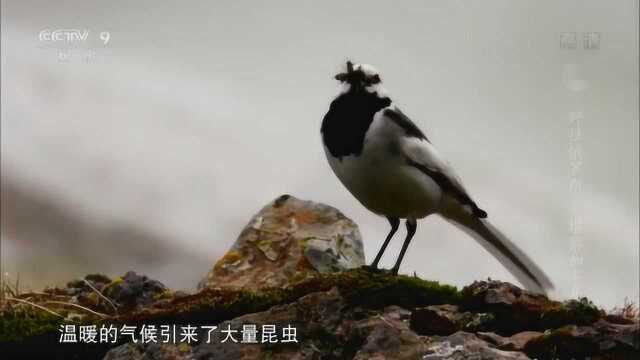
[439,204,554,295]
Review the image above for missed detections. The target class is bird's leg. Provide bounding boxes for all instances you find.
[369,217,400,270]
[391,219,417,275]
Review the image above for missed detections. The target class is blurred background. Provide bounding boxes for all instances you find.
[1,0,638,308]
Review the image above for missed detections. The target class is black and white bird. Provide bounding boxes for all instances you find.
[321,61,553,295]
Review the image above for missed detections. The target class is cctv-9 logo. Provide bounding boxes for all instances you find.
[37,29,110,45]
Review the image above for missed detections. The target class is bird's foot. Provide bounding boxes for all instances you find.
[361,264,398,275]
[361,264,385,273]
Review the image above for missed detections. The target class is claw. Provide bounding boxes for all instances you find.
[361,265,389,274]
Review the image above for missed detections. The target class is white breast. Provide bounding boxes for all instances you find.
[324,110,442,219]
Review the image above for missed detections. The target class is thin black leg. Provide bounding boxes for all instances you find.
[370,217,400,269]
[391,219,417,275]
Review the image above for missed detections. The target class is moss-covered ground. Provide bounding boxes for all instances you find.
[1,268,610,359]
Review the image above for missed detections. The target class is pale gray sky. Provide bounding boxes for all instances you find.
[1,0,638,308]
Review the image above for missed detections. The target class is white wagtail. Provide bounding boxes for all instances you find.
[321,61,553,295]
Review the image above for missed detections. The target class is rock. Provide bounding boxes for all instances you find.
[191,289,330,359]
[605,313,638,325]
[198,195,365,290]
[8,267,640,360]
[461,280,547,310]
[190,287,360,359]
[411,304,496,336]
[411,305,461,335]
[105,287,430,360]
[351,306,427,360]
[424,332,531,359]
[57,273,115,312]
[592,318,640,350]
[102,271,167,311]
[477,331,543,351]
[41,272,167,315]
[524,319,640,359]
[62,274,112,298]
[462,312,497,333]
[461,280,602,334]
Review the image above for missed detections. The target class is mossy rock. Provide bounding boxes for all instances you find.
[460,280,604,335]
[1,268,619,360]
[0,310,63,343]
[115,268,461,328]
[332,268,461,309]
[540,297,603,329]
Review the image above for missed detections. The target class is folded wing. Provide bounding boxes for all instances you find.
[389,107,487,218]
[387,107,553,294]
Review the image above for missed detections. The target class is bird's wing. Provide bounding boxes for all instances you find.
[386,107,487,218]
[386,107,554,294]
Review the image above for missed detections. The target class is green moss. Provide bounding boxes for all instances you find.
[213,251,243,272]
[102,276,124,298]
[524,325,600,359]
[460,281,604,334]
[1,310,117,359]
[1,268,608,358]
[0,310,64,343]
[177,342,191,353]
[116,268,460,328]
[84,274,112,284]
[261,349,275,360]
[304,325,360,359]
[334,268,461,309]
[540,297,603,329]
[65,279,85,289]
[153,289,174,301]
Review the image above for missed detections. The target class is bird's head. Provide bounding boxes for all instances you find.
[334,61,386,95]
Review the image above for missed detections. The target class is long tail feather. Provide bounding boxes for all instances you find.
[440,208,554,295]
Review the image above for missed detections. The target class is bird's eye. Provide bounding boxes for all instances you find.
[369,74,381,84]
